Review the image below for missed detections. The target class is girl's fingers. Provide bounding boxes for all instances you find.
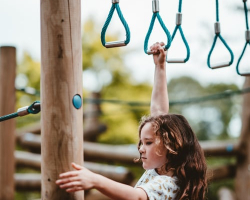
[159,46,165,54]
[149,45,155,51]
[56,176,80,185]
[160,42,165,46]
[66,186,83,193]
[72,162,83,170]
[150,42,165,52]
[59,171,79,178]
[59,181,82,189]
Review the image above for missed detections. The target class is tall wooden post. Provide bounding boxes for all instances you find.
[0,46,16,200]
[40,0,83,199]
[235,77,250,200]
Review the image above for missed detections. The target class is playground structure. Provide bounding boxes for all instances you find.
[0,0,250,200]
[1,69,250,200]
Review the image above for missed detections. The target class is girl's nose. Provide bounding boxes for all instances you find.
[139,145,145,153]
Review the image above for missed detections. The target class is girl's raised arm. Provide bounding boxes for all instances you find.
[150,42,169,116]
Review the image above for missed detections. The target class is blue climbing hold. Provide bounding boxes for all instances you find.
[72,94,82,109]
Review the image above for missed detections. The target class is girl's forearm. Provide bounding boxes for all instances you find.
[150,63,169,116]
[94,173,146,200]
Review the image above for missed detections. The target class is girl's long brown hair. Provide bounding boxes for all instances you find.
[137,114,207,200]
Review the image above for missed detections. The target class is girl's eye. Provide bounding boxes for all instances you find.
[146,142,153,145]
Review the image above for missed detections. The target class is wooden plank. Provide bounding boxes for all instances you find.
[40,0,83,199]
[15,151,134,185]
[18,133,140,163]
[15,121,107,143]
[0,46,16,200]
[17,133,239,164]
[208,164,236,182]
[15,174,41,191]
[15,122,41,142]
[202,140,239,157]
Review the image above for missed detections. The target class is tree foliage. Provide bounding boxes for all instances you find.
[168,77,241,140]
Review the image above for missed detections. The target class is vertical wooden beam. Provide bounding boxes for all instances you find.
[40,0,83,199]
[0,46,16,200]
[235,77,250,200]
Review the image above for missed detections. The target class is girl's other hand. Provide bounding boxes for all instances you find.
[56,162,95,193]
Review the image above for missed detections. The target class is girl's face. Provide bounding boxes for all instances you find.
[139,122,167,170]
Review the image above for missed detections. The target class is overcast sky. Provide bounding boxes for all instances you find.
[0,0,249,87]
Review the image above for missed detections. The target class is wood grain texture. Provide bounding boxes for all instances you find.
[40,0,83,199]
[0,46,16,200]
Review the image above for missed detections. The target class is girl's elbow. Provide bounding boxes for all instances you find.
[135,188,148,200]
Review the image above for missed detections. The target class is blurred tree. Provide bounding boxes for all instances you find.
[17,52,40,90]
[168,76,241,140]
[15,52,41,127]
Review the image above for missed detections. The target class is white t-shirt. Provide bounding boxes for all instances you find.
[135,169,179,200]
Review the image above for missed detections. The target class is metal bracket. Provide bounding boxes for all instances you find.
[214,22,221,35]
[176,13,182,25]
[246,30,250,42]
[17,106,29,116]
[152,0,159,13]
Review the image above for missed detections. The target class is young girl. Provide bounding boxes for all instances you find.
[56,42,207,200]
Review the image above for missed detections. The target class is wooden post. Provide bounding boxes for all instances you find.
[40,0,83,199]
[235,77,250,200]
[0,46,16,200]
